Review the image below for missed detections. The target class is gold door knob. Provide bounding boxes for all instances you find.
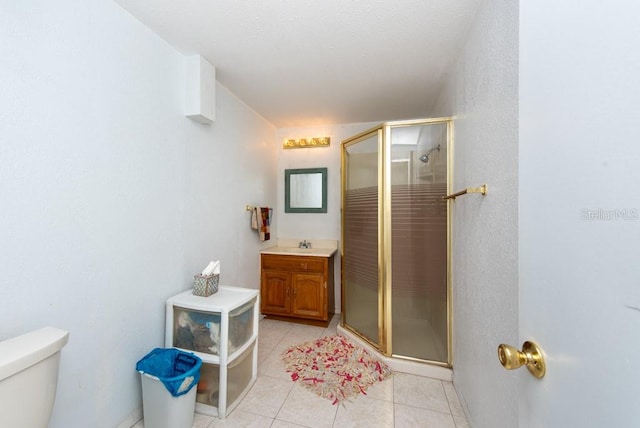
[497,341,546,379]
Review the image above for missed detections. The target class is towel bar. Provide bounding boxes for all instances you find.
[442,184,487,201]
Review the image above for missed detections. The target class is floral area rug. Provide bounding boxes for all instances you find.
[281,334,392,405]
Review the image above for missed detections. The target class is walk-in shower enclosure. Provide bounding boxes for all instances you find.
[341,118,451,366]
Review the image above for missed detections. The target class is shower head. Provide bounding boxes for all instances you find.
[419,144,441,163]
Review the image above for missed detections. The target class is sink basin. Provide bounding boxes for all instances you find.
[260,246,336,257]
[279,247,316,253]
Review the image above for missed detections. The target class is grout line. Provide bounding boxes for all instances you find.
[391,399,395,428]
[394,401,455,417]
[273,383,297,427]
[205,414,214,428]
[441,379,455,417]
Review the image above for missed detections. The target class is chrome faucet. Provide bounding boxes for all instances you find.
[299,240,312,249]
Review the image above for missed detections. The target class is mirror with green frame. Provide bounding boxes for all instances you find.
[284,167,327,213]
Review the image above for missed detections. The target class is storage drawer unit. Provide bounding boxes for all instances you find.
[165,286,259,418]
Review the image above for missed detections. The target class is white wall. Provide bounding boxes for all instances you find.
[431,0,519,426]
[0,2,276,427]
[276,122,378,313]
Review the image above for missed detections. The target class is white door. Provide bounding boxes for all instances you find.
[518,2,640,426]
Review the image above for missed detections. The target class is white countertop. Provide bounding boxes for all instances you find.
[260,239,338,257]
[260,246,336,257]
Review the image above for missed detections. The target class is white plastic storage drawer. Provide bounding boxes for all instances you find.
[195,342,256,412]
[172,306,222,355]
[166,287,258,358]
[171,298,255,356]
[228,299,255,355]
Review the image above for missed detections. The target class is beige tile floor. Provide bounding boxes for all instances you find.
[134,316,469,428]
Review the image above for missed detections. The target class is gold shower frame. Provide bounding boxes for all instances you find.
[340,117,453,367]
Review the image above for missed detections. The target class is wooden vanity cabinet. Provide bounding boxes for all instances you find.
[260,253,334,325]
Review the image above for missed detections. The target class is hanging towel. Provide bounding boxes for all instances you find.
[251,207,258,230]
[259,207,271,241]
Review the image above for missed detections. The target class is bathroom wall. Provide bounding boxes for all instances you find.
[0,2,276,427]
[276,122,378,314]
[431,0,519,426]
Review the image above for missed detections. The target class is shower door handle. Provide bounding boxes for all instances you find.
[497,341,546,378]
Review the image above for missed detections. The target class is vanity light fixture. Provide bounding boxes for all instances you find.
[283,137,330,149]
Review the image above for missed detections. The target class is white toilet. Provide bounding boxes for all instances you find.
[0,326,69,428]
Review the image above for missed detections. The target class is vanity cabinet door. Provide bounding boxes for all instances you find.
[260,270,291,315]
[291,273,326,319]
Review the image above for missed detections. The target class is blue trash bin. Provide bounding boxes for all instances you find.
[136,348,202,428]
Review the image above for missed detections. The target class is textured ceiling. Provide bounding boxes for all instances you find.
[115,0,482,127]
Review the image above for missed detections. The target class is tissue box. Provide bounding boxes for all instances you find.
[193,273,219,296]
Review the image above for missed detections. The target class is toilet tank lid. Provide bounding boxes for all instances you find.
[0,327,69,382]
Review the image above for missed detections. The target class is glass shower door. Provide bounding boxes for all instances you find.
[342,130,381,348]
[389,122,448,363]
